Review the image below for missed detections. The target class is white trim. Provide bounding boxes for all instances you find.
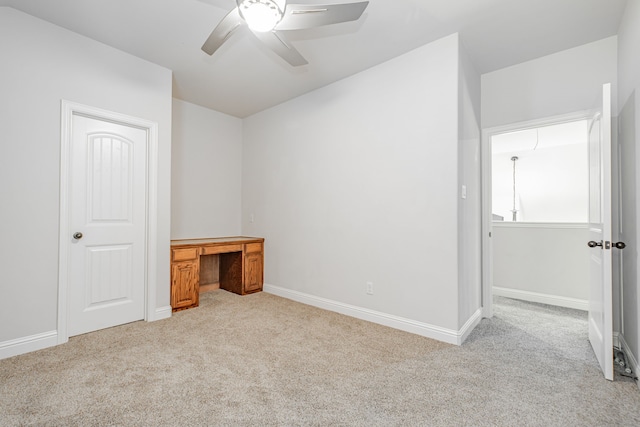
[493,286,588,311]
[153,306,173,321]
[458,308,483,344]
[613,331,621,352]
[481,110,592,320]
[144,117,160,323]
[264,284,481,345]
[481,121,493,318]
[58,100,161,346]
[58,101,72,345]
[483,110,592,139]
[492,222,588,230]
[0,331,58,360]
[618,333,640,390]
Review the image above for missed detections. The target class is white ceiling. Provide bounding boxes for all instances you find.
[0,0,628,118]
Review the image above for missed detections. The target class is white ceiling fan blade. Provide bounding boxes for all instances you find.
[253,30,308,66]
[275,1,369,31]
[201,7,243,55]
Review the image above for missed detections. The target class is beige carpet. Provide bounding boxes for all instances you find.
[1,291,639,426]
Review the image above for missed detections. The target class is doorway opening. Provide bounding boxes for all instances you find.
[482,113,599,378]
[491,118,590,310]
[483,85,620,382]
[482,111,592,318]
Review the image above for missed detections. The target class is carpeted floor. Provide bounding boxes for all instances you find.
[1,291,639,426]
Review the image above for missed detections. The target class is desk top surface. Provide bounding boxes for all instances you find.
[171,236,264,247]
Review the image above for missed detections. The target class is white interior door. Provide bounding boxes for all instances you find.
[68,114,147,336]
[587,83,613,380]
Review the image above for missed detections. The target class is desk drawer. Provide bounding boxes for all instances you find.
[245,242,263,253]
[202,244,243,255]
[172,248,199,262]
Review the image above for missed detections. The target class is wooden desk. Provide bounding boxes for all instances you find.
[170,236,264,312]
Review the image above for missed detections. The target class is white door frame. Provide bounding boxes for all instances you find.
[58,100,159,344]
[481,110,591,318]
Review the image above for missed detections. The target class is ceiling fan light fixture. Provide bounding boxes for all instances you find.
[204,1,369,67]
[237,0,284,32]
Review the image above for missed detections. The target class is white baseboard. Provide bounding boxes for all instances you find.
[1,304,173,361]
[618,333,640,391]
[459,308,483,344]
[0,330,58,360]
[149,305,172,321]
[493,286,588,311]
[264,284,481,345]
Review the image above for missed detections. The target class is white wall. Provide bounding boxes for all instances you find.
[492,223,589,310]
[242,34,468,339]
[458,41,482,328]
[171,99,243,239]
[482,36,618,129]
[492,141,588,223]
[617,0,640,379]
[0,8,172,351]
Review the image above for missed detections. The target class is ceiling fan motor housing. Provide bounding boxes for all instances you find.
[237,0,285,32]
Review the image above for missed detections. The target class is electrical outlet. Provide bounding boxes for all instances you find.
[249,213,255,223]
[366,281,374,295]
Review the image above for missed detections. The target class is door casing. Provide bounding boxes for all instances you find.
[58,100,159,344]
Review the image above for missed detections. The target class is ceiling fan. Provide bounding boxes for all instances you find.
[201,0,370,66]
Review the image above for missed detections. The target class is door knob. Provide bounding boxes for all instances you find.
[73,232,83,240]
[613,242,626,249]
[587,241,602,248]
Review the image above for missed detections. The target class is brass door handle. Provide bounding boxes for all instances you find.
[73,232,83,240]
[587,241,602,248]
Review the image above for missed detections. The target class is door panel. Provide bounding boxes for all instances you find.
[89,134,133,220]
[68,115,147,336]
[86,245,132,309]
[244,252,263,293]
[170,261,199,311]
[588,83,613,380]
